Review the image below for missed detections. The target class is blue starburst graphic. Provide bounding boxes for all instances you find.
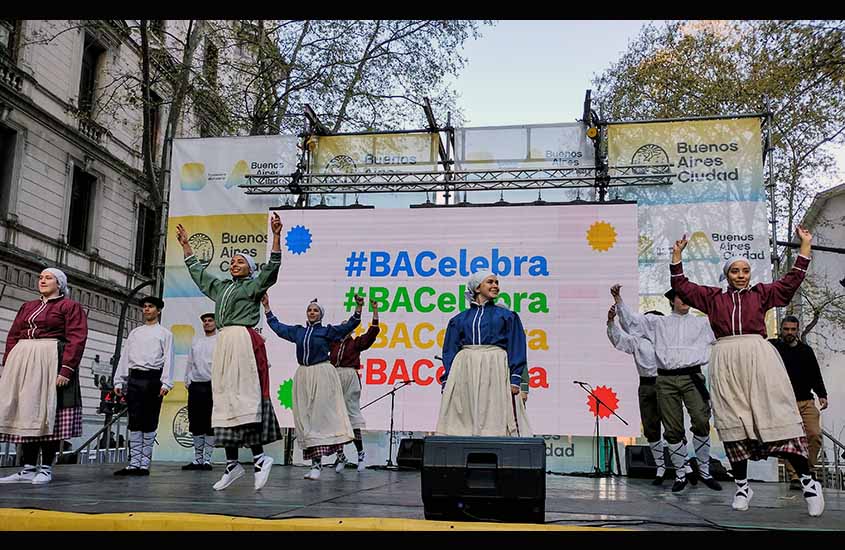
[285,225,313,255]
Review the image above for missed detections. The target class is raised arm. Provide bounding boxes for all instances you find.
[615,294,657,339]
[178,223,225,301]
[325,294,364,341]
[262,294,299,342]
[759,225,812,310]
[354,300,381,352]
[610,284,640,335]
[606,305,638,356]
[669,234,720,314]
[248,213,284,299]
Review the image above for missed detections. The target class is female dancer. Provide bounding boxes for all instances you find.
[176,213,283,491]
[436,270,531,437]
[262,294,363,480]
[670,226,823,516]
[0,268,88,485]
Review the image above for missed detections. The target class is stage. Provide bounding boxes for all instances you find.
[0,464,842,531]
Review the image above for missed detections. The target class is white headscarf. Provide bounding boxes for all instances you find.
[44,268,68,296]
[307,299,324,323]
[465,270,495,304]
[720,256,751,286]
[232,253,257,279]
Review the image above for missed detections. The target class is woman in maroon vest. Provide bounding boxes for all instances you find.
[329,299,380,473]
[0,268,88,485]
[670,225,823,517]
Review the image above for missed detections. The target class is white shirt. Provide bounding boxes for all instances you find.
[114,323,175,390]
[616,300,715,371]
[607,320,659,378]
[185,333,217,386]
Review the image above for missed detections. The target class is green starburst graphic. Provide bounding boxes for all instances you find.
[277,378,294,410]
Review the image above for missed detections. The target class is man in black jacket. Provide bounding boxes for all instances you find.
[770,316,829,490]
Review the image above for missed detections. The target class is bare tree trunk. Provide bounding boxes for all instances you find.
[139,20,160,206]
[249,20,267,135]
[274,20,310,132]
[801,310,821,341]
[154,20,206,294]
[331,20,382,133]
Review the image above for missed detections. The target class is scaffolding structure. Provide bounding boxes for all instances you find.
[239,93,679,204]
[237,93,775,271]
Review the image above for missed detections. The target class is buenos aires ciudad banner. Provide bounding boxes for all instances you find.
[158,136,298,461]
[607,117,770,312]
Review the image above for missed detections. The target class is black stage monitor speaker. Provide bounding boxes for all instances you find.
[625,444,658,478]
[421,436,545,524]
[396,438,424,470]
[625,444,731,481]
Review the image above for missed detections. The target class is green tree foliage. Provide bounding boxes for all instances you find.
[594,20,845,339]
[594,20,845,256]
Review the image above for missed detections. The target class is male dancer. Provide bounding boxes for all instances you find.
[182,312,217,470]
[114,296,174,476]
[613,285,722,492]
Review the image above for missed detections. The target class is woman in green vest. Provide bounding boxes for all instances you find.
[175,212,283,492]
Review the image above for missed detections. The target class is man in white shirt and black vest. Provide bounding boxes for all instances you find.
[182,312,217,470]
[113,296,174,476]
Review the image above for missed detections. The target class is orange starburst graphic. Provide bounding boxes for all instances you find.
[586,221,617,252]
[587,385,620,419]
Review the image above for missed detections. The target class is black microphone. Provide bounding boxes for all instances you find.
[434,355,443,361]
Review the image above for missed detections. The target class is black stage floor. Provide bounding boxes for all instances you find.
[0,463,842,531]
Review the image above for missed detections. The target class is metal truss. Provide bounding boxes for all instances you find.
[240,164,674,195]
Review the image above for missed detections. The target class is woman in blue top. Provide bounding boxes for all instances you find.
[436,271,532,437]
[263,294,364,480]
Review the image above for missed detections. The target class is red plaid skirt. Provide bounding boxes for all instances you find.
[0,406,83,443]
[303,443,345,460]
[724,436,809,463]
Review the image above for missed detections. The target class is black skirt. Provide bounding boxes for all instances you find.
[187,381,214,436]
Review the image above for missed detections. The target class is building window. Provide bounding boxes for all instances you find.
[0,20,18,61]
[0,125,16,218]
[134,203,158,277]
[67,166,95,250]
[78,34,106,115]
[203,41,218,86]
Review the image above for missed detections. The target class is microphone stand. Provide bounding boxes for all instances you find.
[361,380,413,470]
[574,381,628,477]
